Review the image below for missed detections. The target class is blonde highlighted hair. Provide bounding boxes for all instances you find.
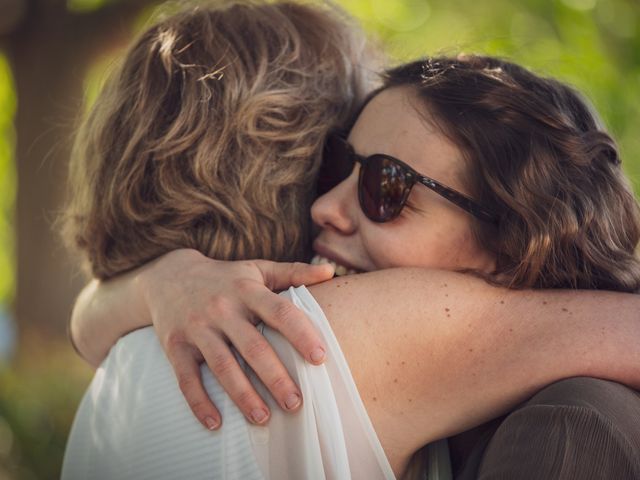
[63,0,379,279]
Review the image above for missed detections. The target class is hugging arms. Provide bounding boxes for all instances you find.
[69,55,640,441]
[71,250,640,446]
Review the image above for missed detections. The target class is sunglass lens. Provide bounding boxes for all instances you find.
[359,155,410,222]
[318,135,356,196]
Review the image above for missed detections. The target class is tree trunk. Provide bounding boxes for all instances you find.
[6,0,155,337]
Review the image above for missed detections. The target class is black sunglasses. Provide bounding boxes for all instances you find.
[319,133,499,224]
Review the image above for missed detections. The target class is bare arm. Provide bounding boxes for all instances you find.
[71,250,639,437]
[308,268,639,470]
[70,249,336,429]
[70,271,150,368]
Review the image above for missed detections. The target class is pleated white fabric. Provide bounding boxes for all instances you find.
[61,286,450,480]
[61,324,265,480]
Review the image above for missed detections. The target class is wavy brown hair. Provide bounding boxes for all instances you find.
[384,55,640,292]
[62,0,379,279]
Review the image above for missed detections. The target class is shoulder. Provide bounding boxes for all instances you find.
[305,268,499,453]
[307,268,496,362]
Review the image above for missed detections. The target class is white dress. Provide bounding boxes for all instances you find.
[61,286,451,479]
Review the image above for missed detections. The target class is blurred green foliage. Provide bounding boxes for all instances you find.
[342,0,640,187]
[66,0,109,13]
[0,337,92,479]
[0,53,16,308]
[0,0,638,478]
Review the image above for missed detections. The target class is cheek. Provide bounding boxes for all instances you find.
[361,223,446,270]
[363,220,484,271]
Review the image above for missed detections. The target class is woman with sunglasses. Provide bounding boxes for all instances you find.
[66,21,640,480]
[310,60,640,476]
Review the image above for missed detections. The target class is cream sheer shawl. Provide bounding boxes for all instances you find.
[62,286,450,479]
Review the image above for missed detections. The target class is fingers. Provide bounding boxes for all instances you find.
[154,257,331,428]
[166,343,222,430]
[226,321,303,413]
[255,260,334,290]
[244,288,326,365]
[195,331,272,426]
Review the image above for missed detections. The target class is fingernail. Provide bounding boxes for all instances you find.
[284,393,301,410]
[251,408,269,424]
[310,347,325,364]
[204,416,219,430]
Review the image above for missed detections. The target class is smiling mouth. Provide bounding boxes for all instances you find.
[310,255,361,277]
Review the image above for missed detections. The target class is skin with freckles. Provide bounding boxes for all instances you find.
[311,86,496,275]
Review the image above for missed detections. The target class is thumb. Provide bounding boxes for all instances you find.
[254,260,334,290]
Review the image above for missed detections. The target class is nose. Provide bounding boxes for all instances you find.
[311,170,359,235]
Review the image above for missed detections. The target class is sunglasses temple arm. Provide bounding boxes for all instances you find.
[422,178,498,224]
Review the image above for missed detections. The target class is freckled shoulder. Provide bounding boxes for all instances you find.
[306,267,499,460]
